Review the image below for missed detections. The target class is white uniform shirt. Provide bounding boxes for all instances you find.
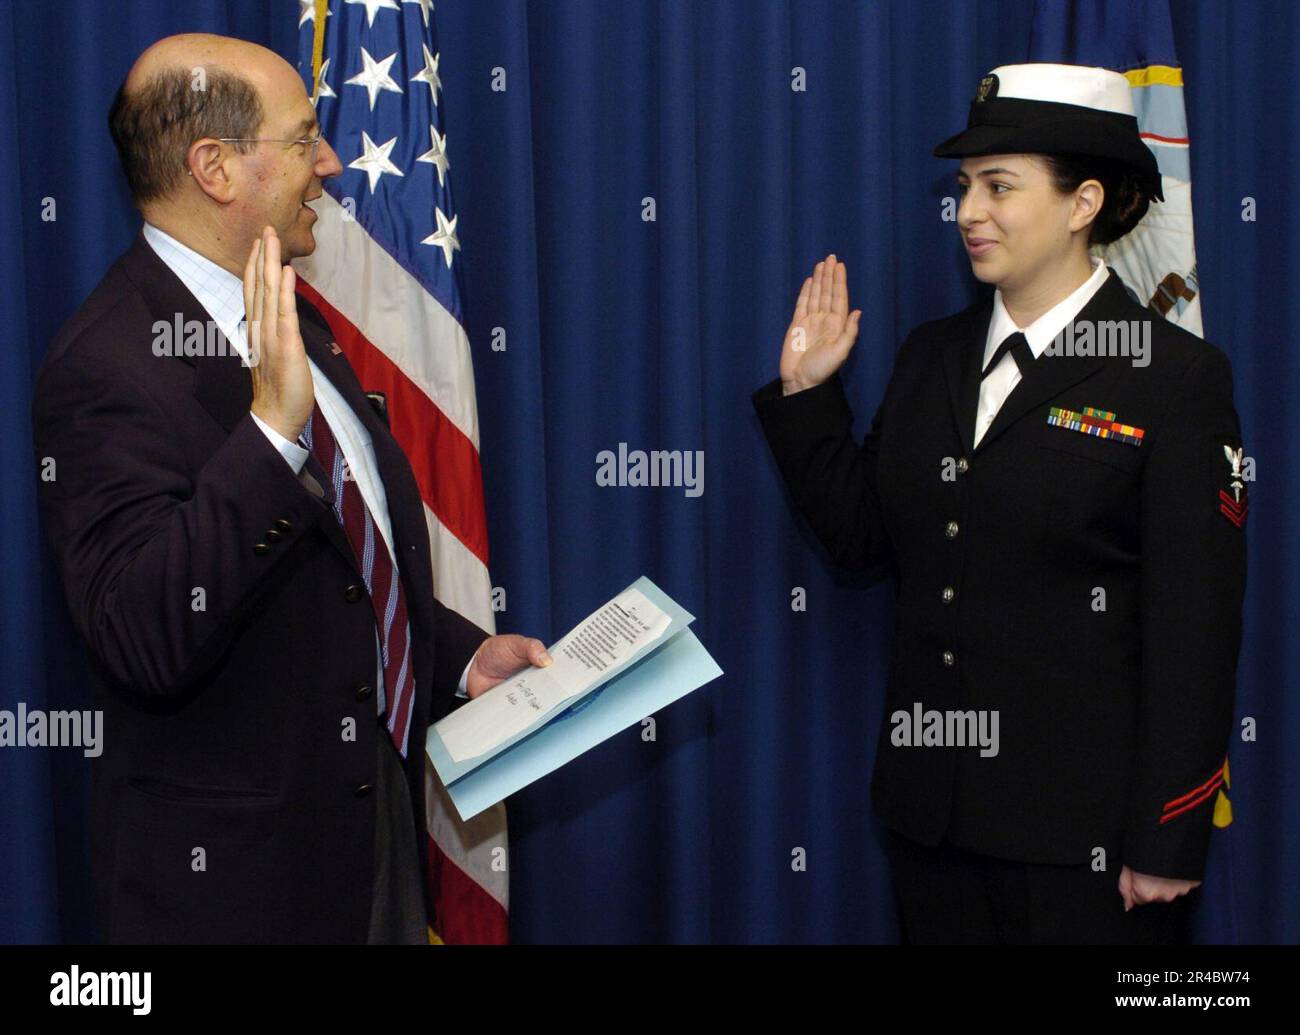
[974,256,1110,447]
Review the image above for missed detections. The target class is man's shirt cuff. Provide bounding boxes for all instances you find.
[250,411,309,474]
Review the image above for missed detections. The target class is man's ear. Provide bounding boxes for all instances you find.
[1069,178,1104,235]
[187,138,237,204]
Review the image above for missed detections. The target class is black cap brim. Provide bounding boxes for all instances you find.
[934,98,1165,202]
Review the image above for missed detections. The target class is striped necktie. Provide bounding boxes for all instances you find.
[303,401,416,758]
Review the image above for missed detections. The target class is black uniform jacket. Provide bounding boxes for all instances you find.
[32,233,488,942]
[754,269,1246,881]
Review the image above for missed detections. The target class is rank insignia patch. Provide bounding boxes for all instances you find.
[1046,406,1144,446]
[1220,445,1248,527]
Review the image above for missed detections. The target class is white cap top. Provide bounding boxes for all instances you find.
[988,63,1135,117]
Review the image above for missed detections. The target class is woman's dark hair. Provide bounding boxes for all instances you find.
[1037,153,1153,246]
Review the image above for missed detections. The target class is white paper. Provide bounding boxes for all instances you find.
[436,587,670,762]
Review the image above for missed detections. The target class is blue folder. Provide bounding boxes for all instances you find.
[426,576,722,820]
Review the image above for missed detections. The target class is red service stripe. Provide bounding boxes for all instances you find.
[296,279,490,567]
[1162,766,1226,812]
[1220,503,1247,527]
[1140,131,1190,145]
[1159,778,1222,824]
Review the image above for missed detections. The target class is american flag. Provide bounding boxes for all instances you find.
[293,0,508,945]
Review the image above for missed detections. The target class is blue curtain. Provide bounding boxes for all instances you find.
[2,0,1294,944]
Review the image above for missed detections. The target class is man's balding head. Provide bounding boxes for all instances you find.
[107,33,342,273]
[108,34,283,205]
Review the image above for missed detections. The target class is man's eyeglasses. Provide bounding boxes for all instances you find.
[217,135,323,160]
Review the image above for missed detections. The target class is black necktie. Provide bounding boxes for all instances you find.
[981,331,1034,380]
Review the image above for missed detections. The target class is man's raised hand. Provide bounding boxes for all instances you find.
[245,225,314,441]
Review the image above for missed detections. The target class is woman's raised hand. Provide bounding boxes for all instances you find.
[779,254,862,395]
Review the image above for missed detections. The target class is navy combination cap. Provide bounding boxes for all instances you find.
[933,62,1164,202]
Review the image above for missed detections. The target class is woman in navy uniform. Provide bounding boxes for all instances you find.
[753,64,1247,944]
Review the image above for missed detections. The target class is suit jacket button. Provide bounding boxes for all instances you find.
[957,457,969,474]
[344,584,364,602]
[275,518,293,532]
[355,683,373,702]
[265,528,283,543]
[942,650,955,666]
[941,586,955,603]
[945,521,959,539]
[355,783,374,797]
[252,542,270,556]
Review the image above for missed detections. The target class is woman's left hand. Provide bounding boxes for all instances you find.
[1118,865,1201,910]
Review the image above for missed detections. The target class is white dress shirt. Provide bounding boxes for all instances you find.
[974,256,1109,447]
[142,222,472,699]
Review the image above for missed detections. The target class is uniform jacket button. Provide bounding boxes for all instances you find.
[942,650,955,666]
[354,683,373,702]
[945,520,959,539]
[274,518,293,532]
[344,584,364,602]
[265,528,283,543]
[252,542,270,556]
[355,783,374,797]
[957,457,969,474]
[941,586,955,603]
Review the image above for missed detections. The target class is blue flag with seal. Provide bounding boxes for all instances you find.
[1031,0,1203,336]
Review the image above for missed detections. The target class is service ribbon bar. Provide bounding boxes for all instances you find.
[1081,406,1116,421]
[1046,406,1145,447]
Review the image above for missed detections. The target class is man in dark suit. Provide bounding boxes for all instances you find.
[33,33,546,943]
[754,65,1247,943]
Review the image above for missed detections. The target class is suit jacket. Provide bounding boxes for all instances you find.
[754,269,1246,881]
[32,233,489,943]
